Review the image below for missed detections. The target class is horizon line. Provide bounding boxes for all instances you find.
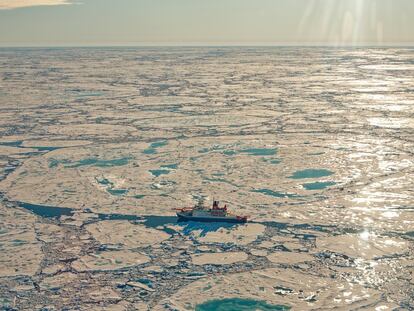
[1,42,414,48]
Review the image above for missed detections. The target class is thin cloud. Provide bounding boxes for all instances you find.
[0,0,73,10]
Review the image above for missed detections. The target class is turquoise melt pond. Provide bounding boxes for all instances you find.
[303,181,336,190]
[289,169,333,179]
[107,188,128,196]
[195,298,290,311]
[65,157,131,168]
[143,140,168,154]
[149,169,170,177]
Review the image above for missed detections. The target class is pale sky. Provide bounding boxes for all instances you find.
[0,0,413,46]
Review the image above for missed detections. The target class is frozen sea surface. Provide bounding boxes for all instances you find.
[0,47,413,310]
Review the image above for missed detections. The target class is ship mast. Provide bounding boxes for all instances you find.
[195,195,206,210]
